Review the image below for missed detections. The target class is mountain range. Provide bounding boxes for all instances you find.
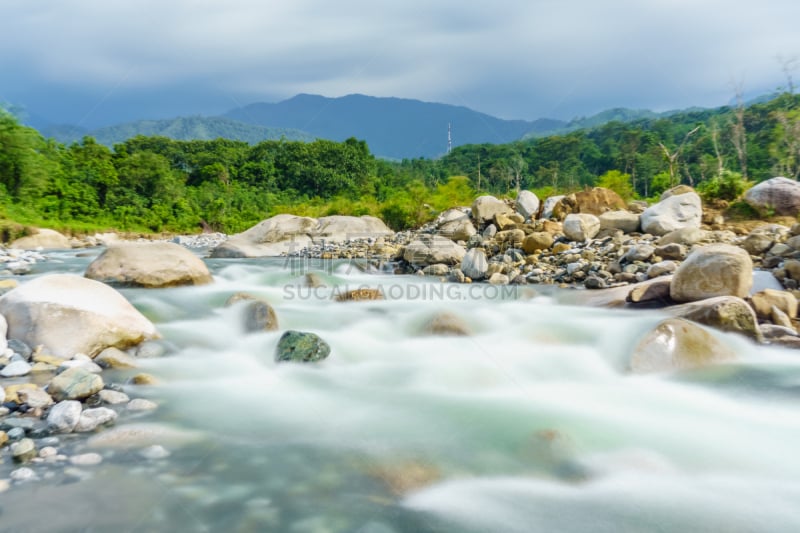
[29,94,685,159]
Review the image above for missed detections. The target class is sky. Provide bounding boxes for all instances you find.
[1,0,799,128]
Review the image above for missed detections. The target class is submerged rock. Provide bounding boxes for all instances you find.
[225,293,280,331]
[630,318,736,373]
[419,312,471,336]
[666,296,760,339]
[275,331,331,363]
[333,288,385,302]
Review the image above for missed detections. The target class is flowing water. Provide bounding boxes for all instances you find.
[3,250,800,532]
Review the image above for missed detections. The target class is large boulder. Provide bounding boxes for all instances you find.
[460,248,488,280]
[313,215,393,242]
[85,242,213,288]
[471,196,512,226]
[630,318,736,373]
[515,190,540,220]
[563,214,601,242]
[404,235,466,266]
[640,192,702,236]
[551,188,627,220]
[9,228,71,250]
[744,177,800,216]
[211,214,393,258]
[436,209,476,242]
[0,274,158,358]
[670,244,753,303]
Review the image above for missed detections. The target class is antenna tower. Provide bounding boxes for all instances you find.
[447,122,452,154]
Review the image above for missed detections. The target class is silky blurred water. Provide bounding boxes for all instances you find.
[3,250,800,533]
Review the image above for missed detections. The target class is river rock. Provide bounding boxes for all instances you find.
[749,289,798,320]
[552,188,627,220]
[48,367,104,401]
[665,296,760,339]
[275,331,331,363]
[460,248,489,280]
[17,388,53,409]
[420,312,471,336]
[75,407,118,432]
[744,177,800,216]
[622,244,655,263]
[563,214,601,242]
[741,233,775,256]
[658,227,707,246]
[70,453,103,466]
[541,195,565,220]
[313,215,394,243]
[471,196,513,225]
[1,360,31,378]
[0,314,7,354]
[11,438,37,463]
[94,347,138,369]
[627,276,673,304]
[640,192,702,236]
[437,209,476,242]
[97,389,130,405]
[522,232,554,254]
[211,214,316,258]
[47,400,83,433]
[516,190,541,220]
[630,318,735,373]
[9,228,71,250]
[670,244,753,302]
[87,423,202,449]
[334,288,384,302]
[599,210,640,233]
[225,295,279,331]
[488,272,509,285]
[404,235,466,266]
[85,242,213,288]
[127,398,158,411]
[646,261,677,279]
[0,274,159,358]
[0,385,4,404]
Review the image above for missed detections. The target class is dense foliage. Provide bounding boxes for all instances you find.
[1,93,799,235]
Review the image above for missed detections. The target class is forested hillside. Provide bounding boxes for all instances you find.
[0,93,798,236]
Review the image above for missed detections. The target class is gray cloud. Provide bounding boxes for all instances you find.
[1,0,798,125]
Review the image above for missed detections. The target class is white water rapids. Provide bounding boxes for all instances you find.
[4,252,800,532]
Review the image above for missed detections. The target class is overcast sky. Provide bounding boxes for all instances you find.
[1,0,798,128]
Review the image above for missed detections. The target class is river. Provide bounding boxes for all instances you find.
[2,249,800,532]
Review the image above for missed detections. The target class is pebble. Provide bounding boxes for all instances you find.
[46,400,83,433]
[10,467,38,482]
[0,479,9,492]
[75,407,118,432]
[97,389,130,405]
[70,453,103,466]
[6,427,25,440]
[11,438,37,462]
[39,446,58,458]
[0,360,32,377]
[127,398,158,412]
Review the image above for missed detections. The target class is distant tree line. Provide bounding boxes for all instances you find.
[0,92,799,234]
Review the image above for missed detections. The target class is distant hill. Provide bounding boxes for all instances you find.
[43,116,314,147]
[225,93,565,159]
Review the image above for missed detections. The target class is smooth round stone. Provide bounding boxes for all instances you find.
[97,389,130,405]
[275,331,331,363]
[6,427,25,441]
[39,446,58,458]
[46,400,83,433]
[11,438,37,462]
[1,360,32,378]
[48,367,104,401]
[7,339,32,359]
[127,399,158,412]
[75,407,118,433]
[18,388,54,409]
[57,360,103,374]
[70,453,103,466]
[10,467,38,482]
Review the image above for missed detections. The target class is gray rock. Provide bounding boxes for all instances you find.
[127,399,158,411]
[471,196,513,225]
[741,233,774,256]
[10,467,38,482]
[599,210,640,233]
[622,245,655,263]
[57,359,103,374]
[647,261,678,279]
[70,453,103,466]
[17,388,53,409]
[422,264,451,277]
[85,242,213,288]
[515,190,541,220]
[744,176,800,216]
[47,401,83,433]
[670,244,753,303]
[97,389,130,405]
[654,243,687,261]
[403,235,466,266]
[482,224,497,239]
[563,214,601,242]
[0,385,4,404]
[541,195,565,220]
[641,192,702,236]
[0,360,31,377]
[460,248,489,280]
[48,367,104,401]
[275,331,331,363]
[436,209,476,242]
[665,296,760,339]
[75,408,118,432]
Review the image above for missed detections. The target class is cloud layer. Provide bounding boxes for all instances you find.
[1,0,798,125]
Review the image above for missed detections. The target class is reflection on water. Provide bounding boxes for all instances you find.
[3,253,800,532]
